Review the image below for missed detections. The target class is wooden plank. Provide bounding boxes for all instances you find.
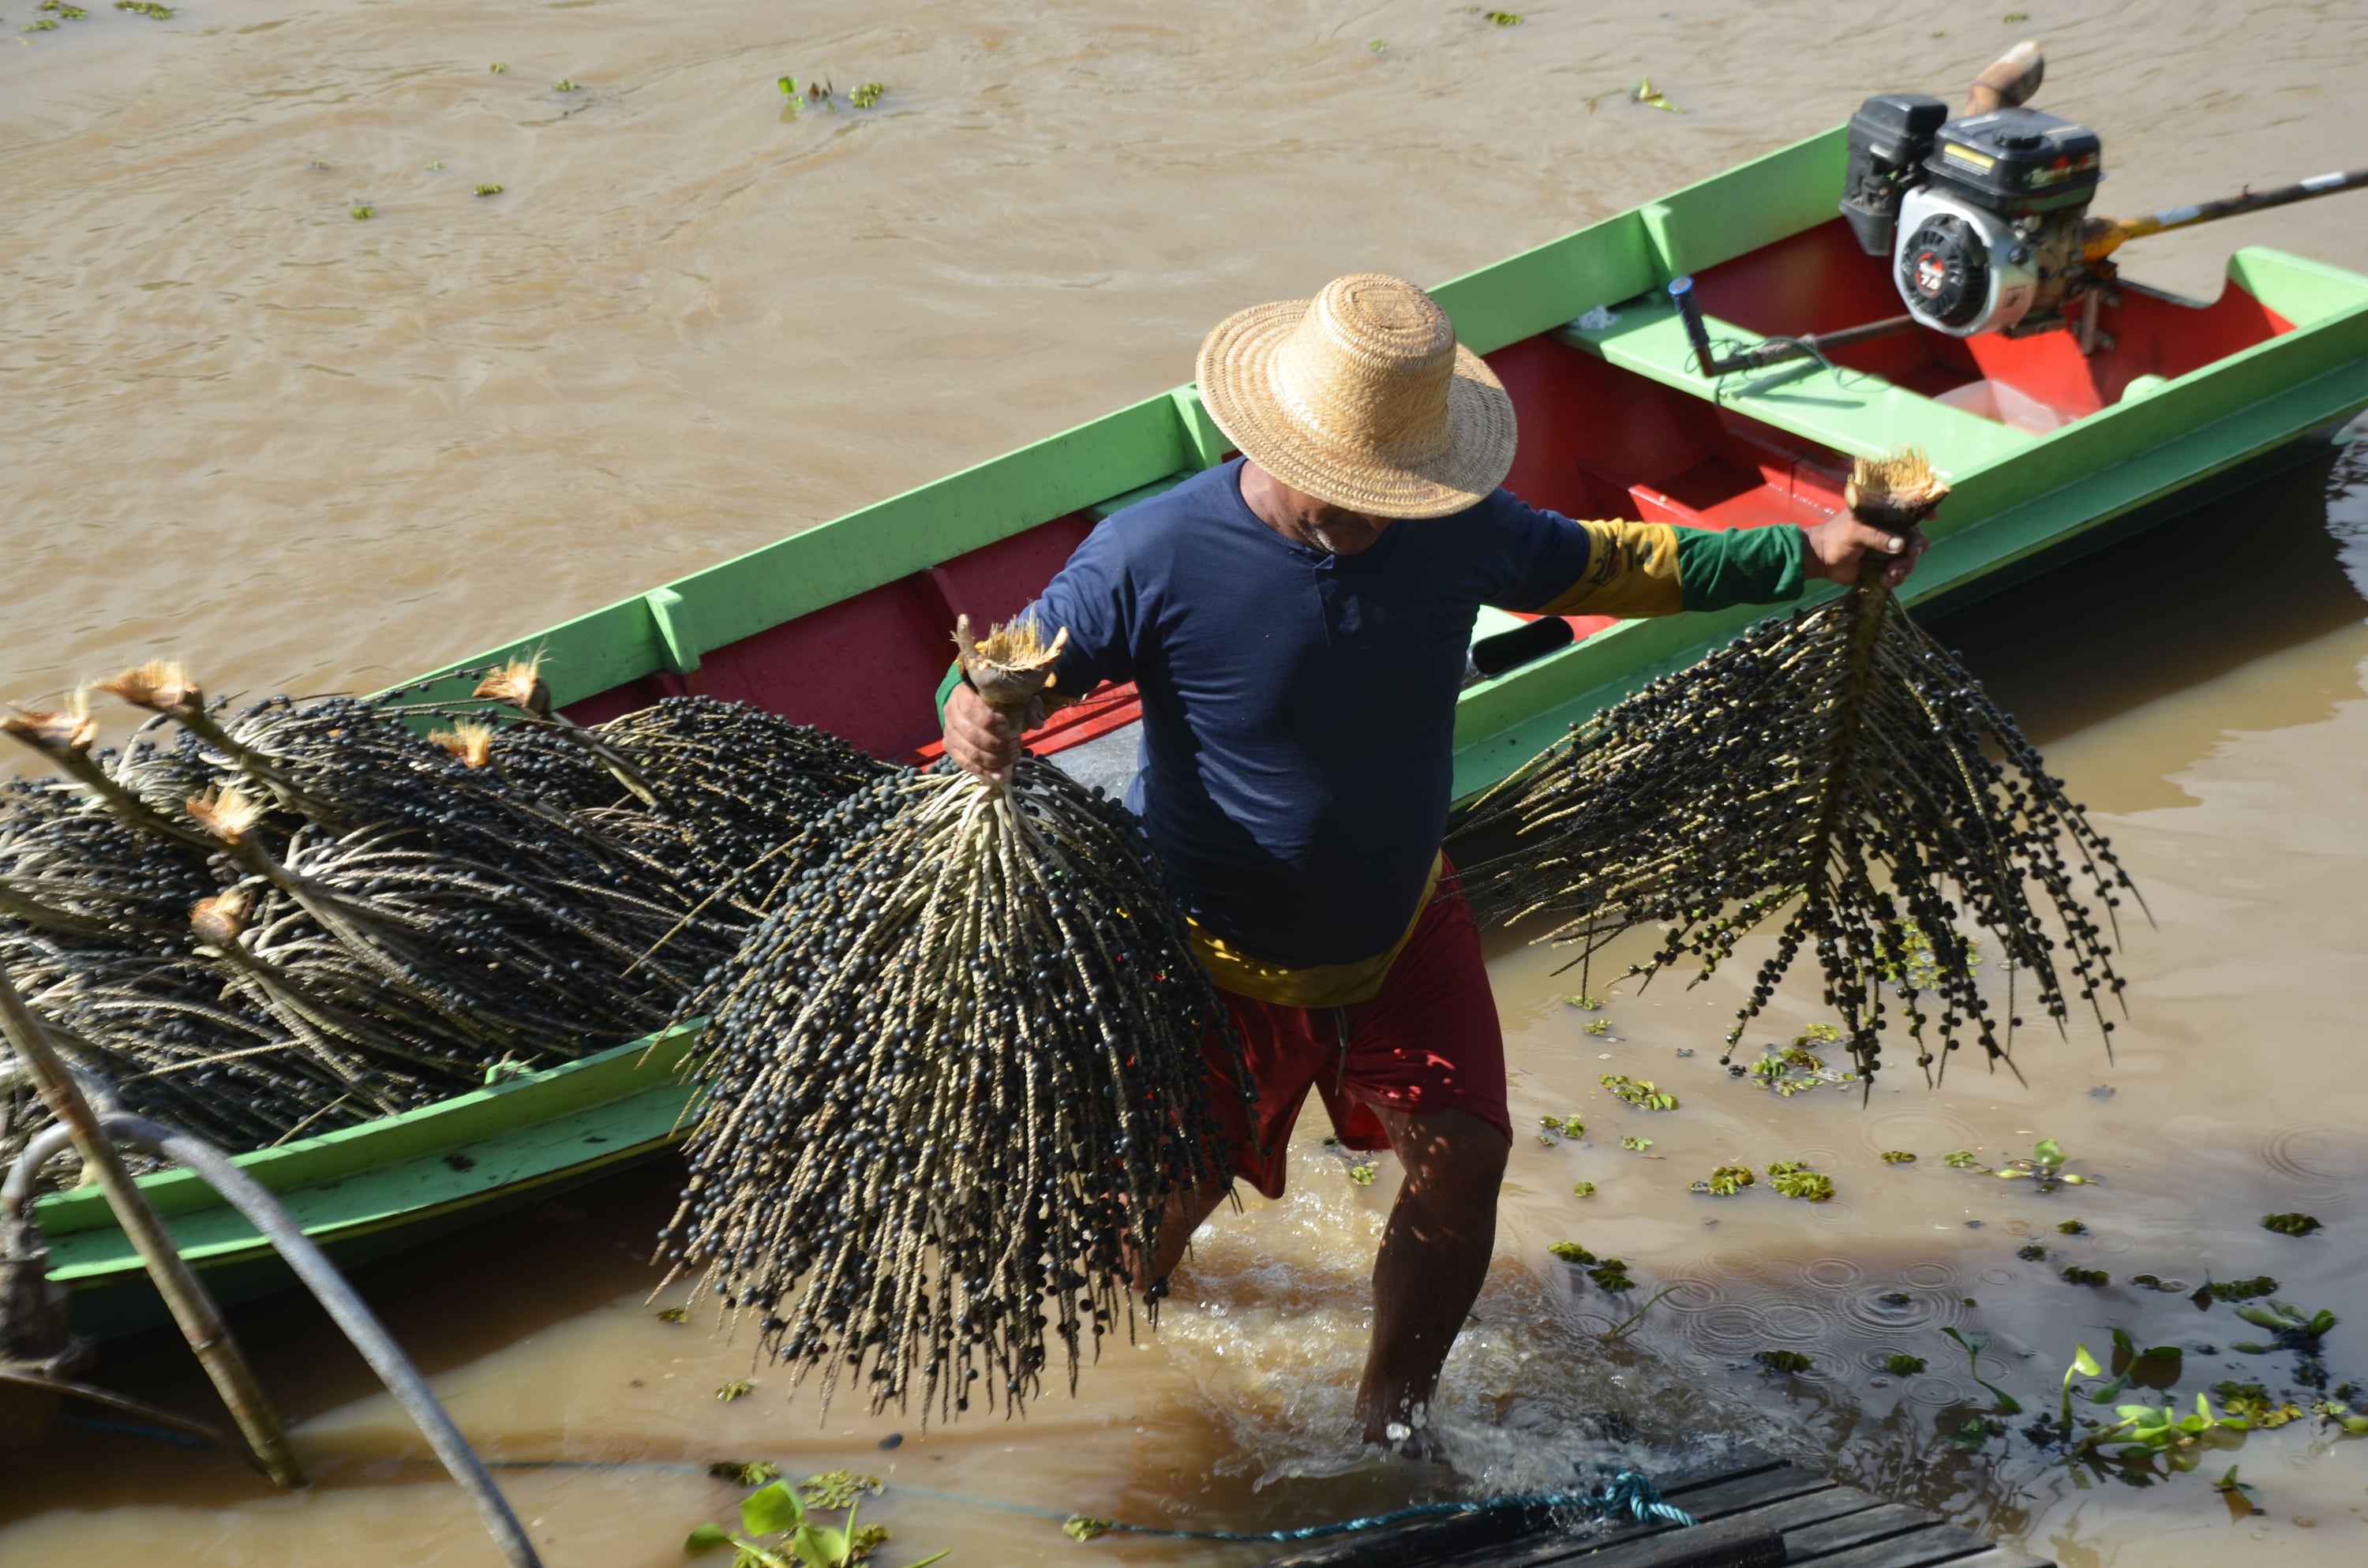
[1439,1469,1845,1568]
[1264,1461,1809,1568]
[1490,1480,1884,1568]
[1799,1526,2025,1568]
[1782,1502,1956,1559]
[1940,1550,2051,1568]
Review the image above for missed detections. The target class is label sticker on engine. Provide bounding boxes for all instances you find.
[1940,143,1996,170]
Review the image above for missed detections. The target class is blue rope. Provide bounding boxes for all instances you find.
[58,1413,1695,1547]
[1061,1469,1695,1543]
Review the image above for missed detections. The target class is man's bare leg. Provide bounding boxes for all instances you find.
[1356,1106,1510,1446]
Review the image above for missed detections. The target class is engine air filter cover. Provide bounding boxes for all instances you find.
[1924,106,2103,217]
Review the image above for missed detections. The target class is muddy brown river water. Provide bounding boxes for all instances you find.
[6,2,2368,1564]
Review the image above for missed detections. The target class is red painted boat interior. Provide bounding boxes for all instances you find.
[1692,219,2294,420]
[569,218,2295,762]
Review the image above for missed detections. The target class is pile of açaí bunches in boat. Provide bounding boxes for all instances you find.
[0,658,892,1166]
[0,645,1237,1421]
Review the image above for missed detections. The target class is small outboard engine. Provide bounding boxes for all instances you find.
[1841,92,2104,337]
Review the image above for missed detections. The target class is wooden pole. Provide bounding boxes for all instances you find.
[0,970,306,1487]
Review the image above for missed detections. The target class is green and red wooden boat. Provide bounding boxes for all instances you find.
[37,122,2368,1334]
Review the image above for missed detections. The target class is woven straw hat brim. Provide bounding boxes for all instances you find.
[1197,298,1519,521]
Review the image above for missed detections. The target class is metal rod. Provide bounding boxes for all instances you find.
[97,1114,544,1568]
[1665,277,1917,376]
[2085,167,2368,261]
[0,970,306,1487]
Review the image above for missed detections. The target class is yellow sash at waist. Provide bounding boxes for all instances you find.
[1186,852,1444,1009]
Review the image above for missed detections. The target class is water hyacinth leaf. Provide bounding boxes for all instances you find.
[710,1461,782,1485]
[1457,453,2135,1087]
[791,1524,847,1567]
[741,1482,805,1536]
[2261,1212,2323,1237]
[796,1472,881,1511]
[686,1523,733,1551]
[1887,1353,1927,1375]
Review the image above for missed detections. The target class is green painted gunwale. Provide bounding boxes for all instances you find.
[41,125,2368,1309]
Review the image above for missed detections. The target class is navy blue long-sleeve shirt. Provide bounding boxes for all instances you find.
[1019,458,1802,973]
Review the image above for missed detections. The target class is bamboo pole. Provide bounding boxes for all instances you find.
[0,969,305,1487]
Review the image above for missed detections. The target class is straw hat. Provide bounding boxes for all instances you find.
[1194,273,1516,519]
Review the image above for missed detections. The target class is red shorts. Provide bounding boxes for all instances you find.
[1202,864,1511,1199]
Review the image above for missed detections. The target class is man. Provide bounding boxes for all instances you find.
[942,273,1925,1446]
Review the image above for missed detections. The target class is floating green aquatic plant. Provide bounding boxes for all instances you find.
[657,1306,689,1323]
[709,1461,782,1485]
[2261,1212,2323,1237]
[2228,1300,2336,1360]
[2205,1275,2280,1304]
[1602,1284,1682,1341]
[1602,1074,1677,1111]
[1763,1160,1832,1201]
[2313,1399,2368,1435]
[1564,992,1603,1010]
[1942,1327,2024,1413]
[2062,1267,2108,1287]
[1993,1138,2090,1191]
[1943,1150,1983,1169]
[1571,1180,1597,1197]
[2057,1218,2087,1235]
[1584,1017,1610,1036]
[114,1,173,17]
[2213,1383,2302,1428]
[1887,1353,1927,1375]
[1755,1349,1812,1375]
[1347,1162,1377,1186]
[688,1476,940,1568]
[1548,1242,1595,1264]
[489,62,507,73]
[2017,1243,2048,1262]
[849,81,886,108]
[1619,1135,1652,1152]
[1880,1150,1917,1164]
[1632,77,1681,112]
[1539,1113,1585,1138]
[716,1379,754,1401]
[1695,1165,1755,1196]
[350,204,374,220]
[1588,1258,1635,1292]
[474,183,504,197]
